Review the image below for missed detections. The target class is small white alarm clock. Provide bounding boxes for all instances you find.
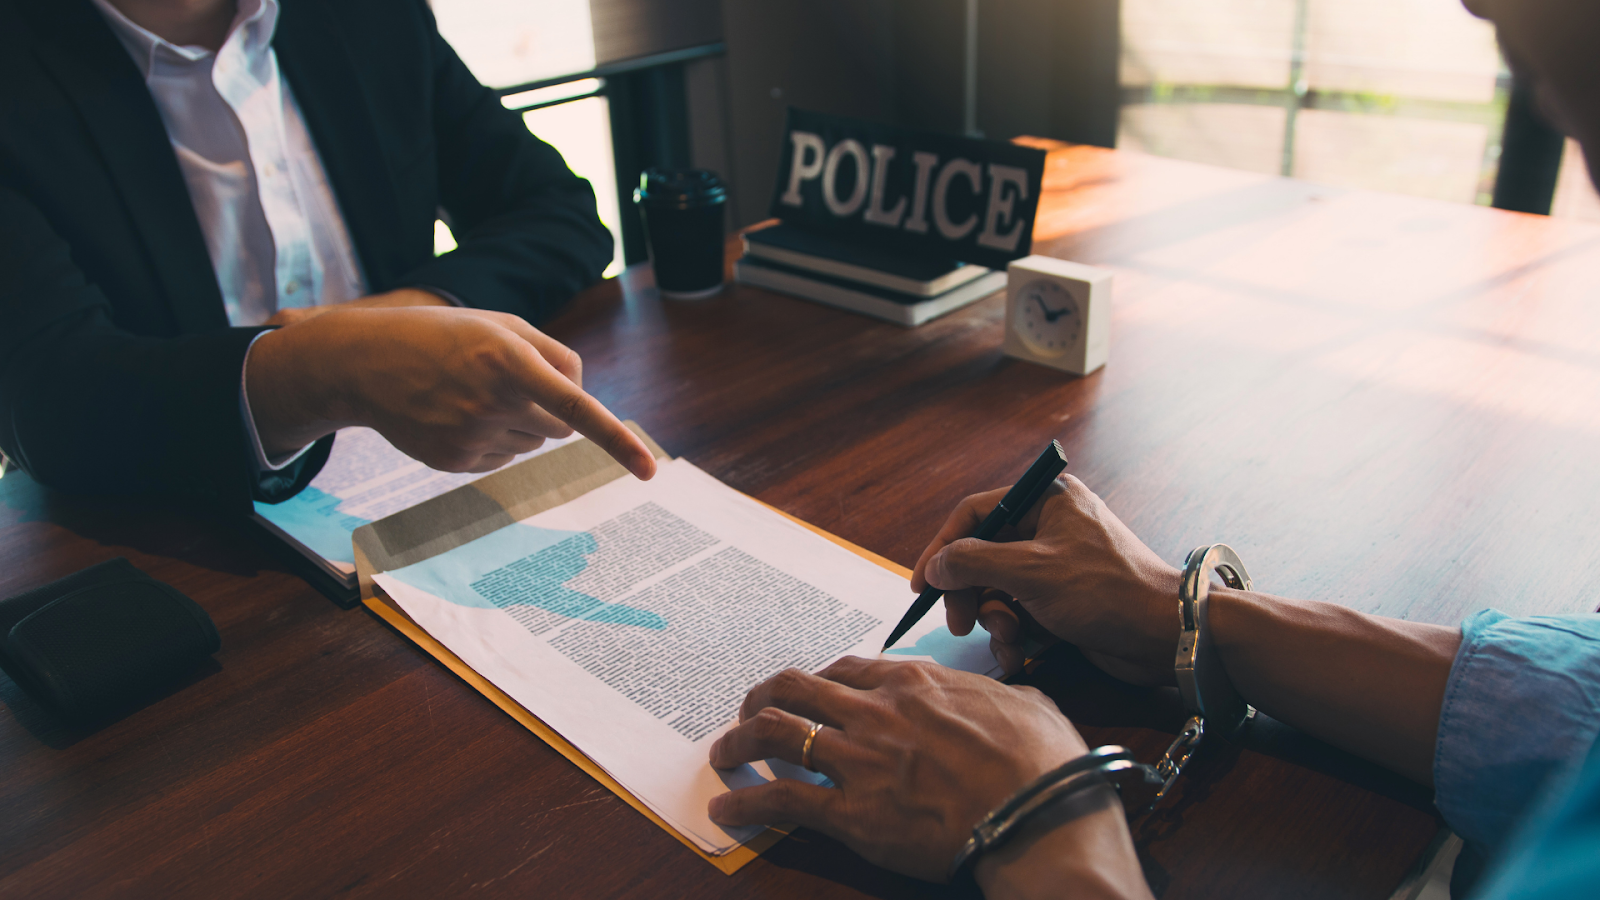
[1001,255,1112,375]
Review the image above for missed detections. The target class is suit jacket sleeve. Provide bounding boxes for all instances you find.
[390,2,615,324]
[0,183,330,510]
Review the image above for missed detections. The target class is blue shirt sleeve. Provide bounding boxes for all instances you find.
[1433,609,1600,850]
[1471,735,1600,899]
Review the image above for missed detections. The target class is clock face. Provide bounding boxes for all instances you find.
[1014,279,1082,358]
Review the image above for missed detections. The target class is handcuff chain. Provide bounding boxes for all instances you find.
[1151,715,1204,803]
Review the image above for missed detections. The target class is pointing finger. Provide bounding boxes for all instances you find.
[505,402,576,440]
[501,337,656,480]
[494,315,585,388]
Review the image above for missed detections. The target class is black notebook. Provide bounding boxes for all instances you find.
[743,223,990,296]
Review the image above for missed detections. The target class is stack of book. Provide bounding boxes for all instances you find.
[734,223,1008,327]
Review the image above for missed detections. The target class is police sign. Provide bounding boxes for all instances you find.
[768,108,1047,270]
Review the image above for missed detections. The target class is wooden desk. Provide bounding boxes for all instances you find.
[5,144,1600,899]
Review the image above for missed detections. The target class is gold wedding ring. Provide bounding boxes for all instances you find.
[800,720,825,772]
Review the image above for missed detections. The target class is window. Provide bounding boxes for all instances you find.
[432,87,625,279]
[1120,0,1506,206]
[430,0,597,89]
[429,1,624,275]
[426,0,722,276]
[521,94,625,277]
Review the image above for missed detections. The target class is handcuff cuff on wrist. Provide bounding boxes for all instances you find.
[949,544,1256,882]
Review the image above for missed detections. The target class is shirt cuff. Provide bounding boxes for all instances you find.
[240,330,315,473]
[1433,609,1600,850]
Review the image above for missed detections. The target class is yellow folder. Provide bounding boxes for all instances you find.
[353,424,912,874]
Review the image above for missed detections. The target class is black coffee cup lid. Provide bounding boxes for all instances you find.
[635,168,726,209]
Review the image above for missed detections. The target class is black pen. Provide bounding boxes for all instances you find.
[882,441,1069,651]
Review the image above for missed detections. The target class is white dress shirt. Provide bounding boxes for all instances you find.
[94,0,369,470]
[93,0,367,324]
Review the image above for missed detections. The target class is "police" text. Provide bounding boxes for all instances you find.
[777,130,1032,254]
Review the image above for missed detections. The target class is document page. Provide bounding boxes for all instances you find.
[253,427,578,582]
[372,458,999,854]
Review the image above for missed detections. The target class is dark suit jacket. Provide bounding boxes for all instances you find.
[0,0,614,512]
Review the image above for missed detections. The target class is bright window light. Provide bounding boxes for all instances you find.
[433,96,624,279]
[1551,139,1600,224]
[430,0,596,89]
[433,219,458,257]
[502,78,604,111]
[1120,0,1506,206]
[523,96,625,278]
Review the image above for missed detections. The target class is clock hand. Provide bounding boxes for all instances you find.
[1032,295,1069,322]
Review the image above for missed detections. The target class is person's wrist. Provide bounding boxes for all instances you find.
[972,787,1151,900]
[245,321,351,455]
[1125,562,1184,669]
[1202,585,1263,660]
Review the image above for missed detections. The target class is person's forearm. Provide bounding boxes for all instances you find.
[241,305,655,479]
[245,324,351,458]
[1208,587,1460,785]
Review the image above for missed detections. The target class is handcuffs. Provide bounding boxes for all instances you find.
[949,544,1255,881]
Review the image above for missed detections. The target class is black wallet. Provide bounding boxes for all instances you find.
[0,558,220,723]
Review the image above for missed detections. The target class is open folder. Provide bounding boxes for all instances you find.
[251,426,581,607]
[353,424,1002,873]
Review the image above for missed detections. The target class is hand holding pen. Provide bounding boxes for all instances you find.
[882,442,1068,651]
[908,472,1182,682]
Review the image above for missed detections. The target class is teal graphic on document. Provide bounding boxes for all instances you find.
[389,523,665,630]
[884,624,993,669]
[254,486,369,564]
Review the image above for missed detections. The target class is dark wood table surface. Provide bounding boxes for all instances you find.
[6,144,1600,899]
